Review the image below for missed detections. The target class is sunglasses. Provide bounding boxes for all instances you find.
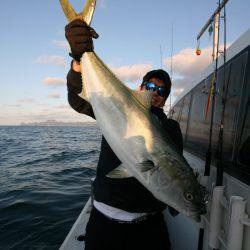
[143,82,167,97]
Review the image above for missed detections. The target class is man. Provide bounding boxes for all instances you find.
[65,19,183,250]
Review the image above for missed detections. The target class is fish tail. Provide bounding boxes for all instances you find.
[59,0,96,25]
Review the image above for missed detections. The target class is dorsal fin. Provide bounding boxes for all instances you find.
[59,0,96,25]
[139,160,155,172]
[131,90,153,110]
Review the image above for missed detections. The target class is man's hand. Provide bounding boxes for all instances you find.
[65,19,99,62]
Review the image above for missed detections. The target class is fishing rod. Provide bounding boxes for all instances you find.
[215,4,227,187]
[195,1,230,249]
[204,7,221,184]
[204,8,221,250]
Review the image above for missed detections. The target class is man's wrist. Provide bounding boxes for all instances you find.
[71,60,81,73]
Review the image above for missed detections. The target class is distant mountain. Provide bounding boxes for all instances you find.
[20,119,96,126]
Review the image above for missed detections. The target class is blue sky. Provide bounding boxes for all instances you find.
[0,0,249,125]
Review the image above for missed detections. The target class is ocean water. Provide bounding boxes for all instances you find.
[0,125,101,249]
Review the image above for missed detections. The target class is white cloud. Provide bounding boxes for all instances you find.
[54,104,69,109]
[172,87,185,97]
[43,77,66,87]
[48,92,60,99]
[18,98,35,104]
[164,44,230,99]
[165,47,212,77]
[164,46,213,90]
[3,104,21,107]
[112,63,152,84]
[52,40,70,50]
[35,55,66,67]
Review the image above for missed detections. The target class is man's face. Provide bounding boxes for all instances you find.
[140,77,167,108]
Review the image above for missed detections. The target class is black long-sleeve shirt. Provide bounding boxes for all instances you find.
[67,67,183,213]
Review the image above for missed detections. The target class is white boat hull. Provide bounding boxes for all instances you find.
[60,198,92,250]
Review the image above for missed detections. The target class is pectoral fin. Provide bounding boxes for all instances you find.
[106,164,133,178]
[139,160,155,172]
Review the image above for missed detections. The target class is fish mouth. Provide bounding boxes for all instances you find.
[186,205,207,222]
[195,206,207,216]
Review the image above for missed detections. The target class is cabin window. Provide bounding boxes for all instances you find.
[170,50,249,176]
[236,51,250,174]
[221,52,248,162]
[178,93,192,141]
[237,100,250,170]
[185,80,210,156]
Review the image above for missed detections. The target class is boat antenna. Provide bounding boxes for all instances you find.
[170,23,174,109]
[160,44,163,69]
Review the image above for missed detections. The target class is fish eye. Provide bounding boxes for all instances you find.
[185,192,194,201]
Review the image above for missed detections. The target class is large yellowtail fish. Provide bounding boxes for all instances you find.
[59,0,206,220]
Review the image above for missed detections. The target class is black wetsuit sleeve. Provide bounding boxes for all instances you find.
[67,66,95,119]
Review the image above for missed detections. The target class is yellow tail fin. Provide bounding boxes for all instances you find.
[59,0,96,25]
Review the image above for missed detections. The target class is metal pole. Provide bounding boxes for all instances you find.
[197,0,229,40]
[213,13,220,61]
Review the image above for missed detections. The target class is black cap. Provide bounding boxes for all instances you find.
[141,69,171,98]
